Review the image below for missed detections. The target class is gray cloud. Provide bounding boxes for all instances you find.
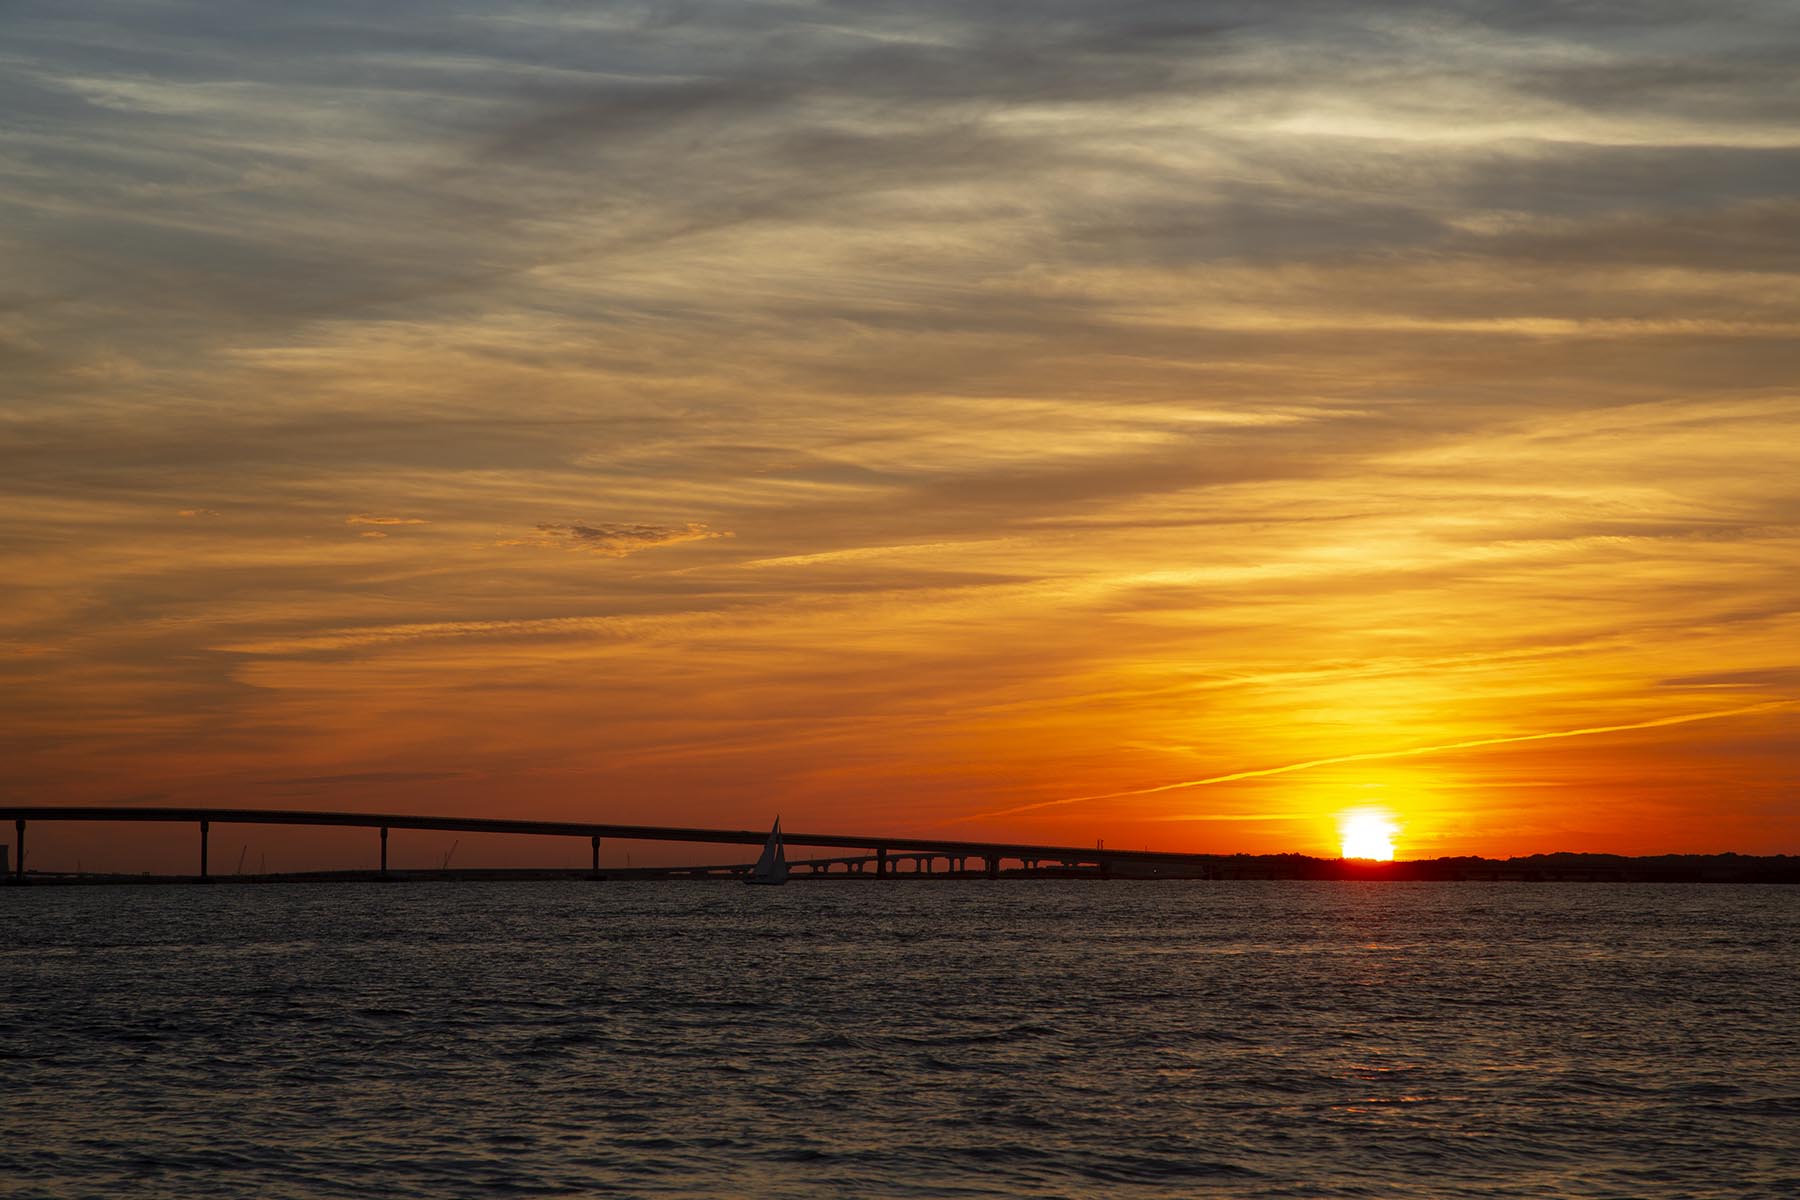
[522,522,731,556]
[8,0,1796,364]
[1463,199,1800,274]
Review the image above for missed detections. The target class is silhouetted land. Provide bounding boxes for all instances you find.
[8,852,1796,885]
[1196,852,1800,884]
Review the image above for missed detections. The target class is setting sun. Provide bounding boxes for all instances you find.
[1340,812,1398,861]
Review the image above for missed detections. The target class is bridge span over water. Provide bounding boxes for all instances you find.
[0,806,1218,883]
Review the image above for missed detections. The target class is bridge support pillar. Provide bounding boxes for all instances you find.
[14,819,24,883]
[590,835,601,875]
[877,848,888,877]
[199,820,209,881]
[986,856,998,879]
[379,826,388,877]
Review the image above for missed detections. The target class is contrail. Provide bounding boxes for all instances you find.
[956,700,1794,823]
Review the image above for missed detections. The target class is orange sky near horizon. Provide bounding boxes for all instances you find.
[3,1,1797,873]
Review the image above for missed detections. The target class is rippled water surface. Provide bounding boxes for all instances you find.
[4,881,1797,1198]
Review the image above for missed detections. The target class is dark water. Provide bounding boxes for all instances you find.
[4,882,1797,1199]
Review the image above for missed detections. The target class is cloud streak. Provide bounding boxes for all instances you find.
[511,521,731,557]
[960,702,1798,823]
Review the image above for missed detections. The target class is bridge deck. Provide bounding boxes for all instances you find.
[0,805,1216,876]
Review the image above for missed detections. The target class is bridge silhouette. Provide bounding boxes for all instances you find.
[0,806,1220,883]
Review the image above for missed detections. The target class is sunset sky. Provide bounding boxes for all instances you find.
[4,1,1796,871]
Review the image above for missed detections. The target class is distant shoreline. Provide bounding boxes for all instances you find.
[7,852,1796,886]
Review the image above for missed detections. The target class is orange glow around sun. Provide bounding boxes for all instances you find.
[1340,811,1398,861]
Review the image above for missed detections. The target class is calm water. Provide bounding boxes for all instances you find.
[3,881,1796,1199]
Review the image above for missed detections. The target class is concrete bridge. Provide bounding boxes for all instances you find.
[0,806,1218,883]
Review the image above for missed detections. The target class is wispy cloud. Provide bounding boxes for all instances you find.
[510,522,731,557]
[346,514,429,526]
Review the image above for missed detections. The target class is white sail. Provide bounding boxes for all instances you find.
[747,817,788,885]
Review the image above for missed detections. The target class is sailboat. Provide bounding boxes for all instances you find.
[745,817,789,886]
